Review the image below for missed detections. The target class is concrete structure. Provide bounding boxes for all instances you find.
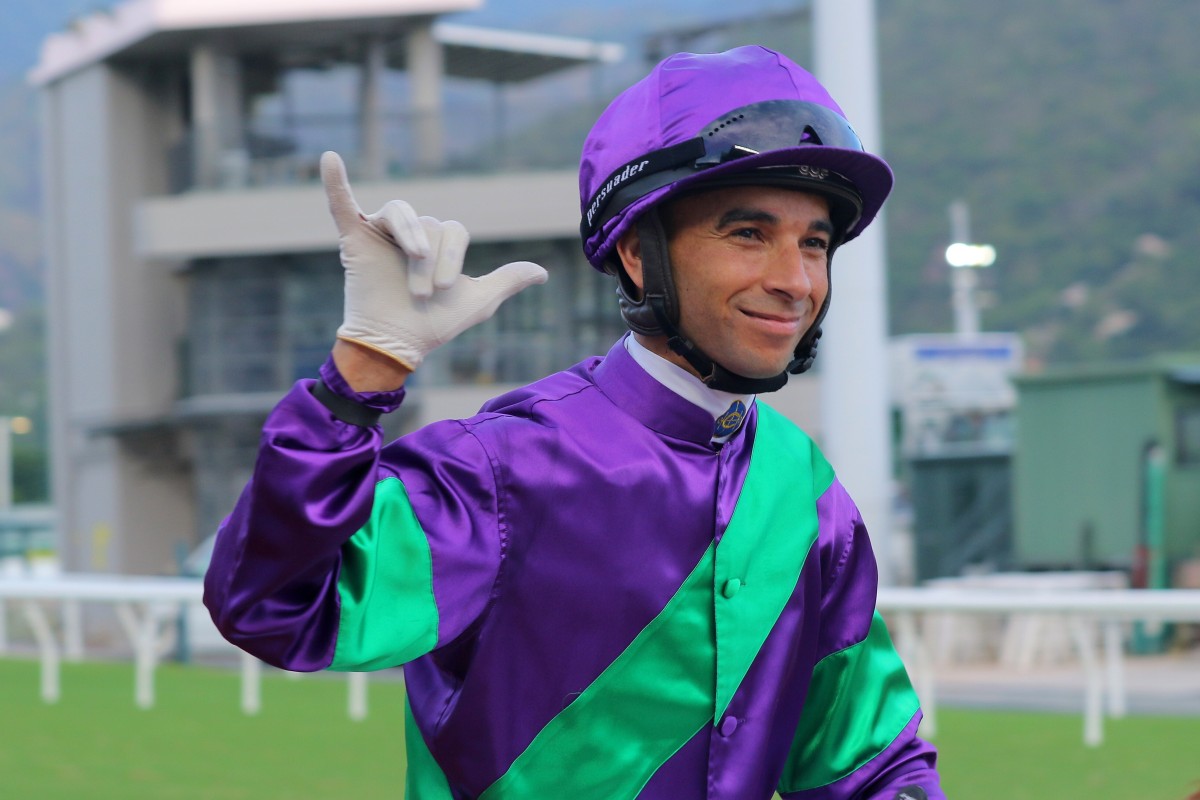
[813,0,895,581]
[32,0,826,576]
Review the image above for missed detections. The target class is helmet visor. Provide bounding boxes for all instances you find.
[582,100,866,240]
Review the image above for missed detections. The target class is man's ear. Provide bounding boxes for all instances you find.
[614,227,645,296]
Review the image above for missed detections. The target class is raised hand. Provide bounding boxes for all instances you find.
[321,151,548,373]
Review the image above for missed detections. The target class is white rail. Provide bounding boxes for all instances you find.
[0,573,368,717]
[6,574,1199,744]
[878,587,1200,746]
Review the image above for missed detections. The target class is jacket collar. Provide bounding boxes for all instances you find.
[592,334,755,446]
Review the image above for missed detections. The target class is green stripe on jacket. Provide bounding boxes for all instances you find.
[714,404,834,719]
[776,612,921,794]
[330,477,440,671]
[479,403,828,798]
[405,696,455,800]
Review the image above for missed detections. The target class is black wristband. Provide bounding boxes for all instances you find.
[310,379,383,427]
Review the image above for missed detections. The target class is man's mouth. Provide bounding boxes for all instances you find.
[741,309,804,335]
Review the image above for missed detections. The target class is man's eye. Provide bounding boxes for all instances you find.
[804,237,830,251]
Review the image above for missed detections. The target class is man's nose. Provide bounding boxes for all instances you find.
[764,244,819,301]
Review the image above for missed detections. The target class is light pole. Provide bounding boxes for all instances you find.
[0,416,33,510]
[945,199,996,338]
[0,308,11,509]
[0,416,11,510]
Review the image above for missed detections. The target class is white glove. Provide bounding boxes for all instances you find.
[320,151,548,370]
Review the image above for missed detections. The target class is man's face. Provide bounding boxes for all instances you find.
[648,185,833,379]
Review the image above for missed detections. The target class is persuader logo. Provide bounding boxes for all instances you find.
[586,158,651,227]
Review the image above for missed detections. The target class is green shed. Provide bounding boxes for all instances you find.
[1012,354,1200,583]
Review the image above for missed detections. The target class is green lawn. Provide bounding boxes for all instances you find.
[930,708,1200,800]
[1,657,1198,799]
[0,658,409,799]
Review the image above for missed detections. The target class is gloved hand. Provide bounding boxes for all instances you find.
[320,150,548,371]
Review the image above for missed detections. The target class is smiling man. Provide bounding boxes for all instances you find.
[204,46,943,799]
[619,187,833,381]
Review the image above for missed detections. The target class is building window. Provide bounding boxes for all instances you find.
[1176,407,1200,466]
[185,254,342,396]
[184,242,627,395]
[419,239,626,387]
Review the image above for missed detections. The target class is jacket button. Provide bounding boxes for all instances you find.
[719,715,739,737]
[722,578,742,598]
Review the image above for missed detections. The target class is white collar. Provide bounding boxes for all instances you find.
[623,335,754,437]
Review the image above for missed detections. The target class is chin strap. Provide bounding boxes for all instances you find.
[663,319,791,393]
[627,211,832,394]
[790,289,830,375]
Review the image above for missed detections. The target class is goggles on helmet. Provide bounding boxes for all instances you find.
[581,99,867,242]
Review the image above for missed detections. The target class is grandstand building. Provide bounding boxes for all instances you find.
[33,0,823,575]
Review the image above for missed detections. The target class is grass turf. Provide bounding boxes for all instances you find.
[929,707,1200,800]
[0,657,409,799]
[1,657,1198,798]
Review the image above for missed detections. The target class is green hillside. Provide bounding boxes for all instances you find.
[879,0,1200,366]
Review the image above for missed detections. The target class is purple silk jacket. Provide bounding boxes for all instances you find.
[204,338,942,799]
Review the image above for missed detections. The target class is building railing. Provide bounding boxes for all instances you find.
[879,582,1200,747]
[167,99,601,193]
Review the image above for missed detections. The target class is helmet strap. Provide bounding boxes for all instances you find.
[635,211,806,394]
[789,286,830,375]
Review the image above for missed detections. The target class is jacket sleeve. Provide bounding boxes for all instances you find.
[777,479,944,800]
[202,360,503,673]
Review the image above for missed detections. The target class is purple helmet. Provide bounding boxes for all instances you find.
[579,46,894,271]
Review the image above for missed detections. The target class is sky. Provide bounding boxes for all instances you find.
[0,0,83,79]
